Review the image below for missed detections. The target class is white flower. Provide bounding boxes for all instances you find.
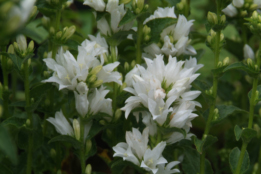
[141,141,168,174]
[166,126,194,144]
[222,4,238,17]
[126,127,149,160]
[156,161,180,174]
[232,0,244,8]
[243,44,255,60]
[124,65,140,87]
[144,10,196,57]
[74,92,89,118]
[83,0,106,11]
[113,143,140,165]
[144,7,176,24]
[97,62,122,85]
[47,110,74,136]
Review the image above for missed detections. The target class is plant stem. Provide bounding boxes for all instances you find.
[111,46,118,120]
[1,46,9,118]
[234,40,261,174]
[199,28,221,174]
[51,9,62,59]
[24,60,33,174]
[136,20,143,64]
[12,71,17,101]
[80,118,86,174]
[257,144,261,174]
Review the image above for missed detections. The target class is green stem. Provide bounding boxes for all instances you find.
[80,118,86,174]
[136,20,143,64]
[51,9,62,59]
[235,40,261,174]
[1,46,9,118]
[111,46,118,119]
[257,143,261,174]
[24,61,33,174]
[12,71,17,101]
[199,28,221,174]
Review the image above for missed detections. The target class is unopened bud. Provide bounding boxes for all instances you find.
[56,31,63,39]
[220,15,226,24]
[16,35,27,52]
[131,60,136,68]
[88,74,97,83]
[250,4,258,10]
[49,27,55,34]
[241,10,248,16]
[207,36,212,43]
[120,0,131,4]
[124,62,129,71]
[92,80,103,88]
[144,35,150,41]
[8,44,14,54]
[255,90,259,101]
[85,164,92,174]
[223,57,229,66]
[30,6,38,18]
[73,119,81,141]
[247,58,253,66]
[114,109,122,121]
[207,12,218,24]
[26,119,30,126]
[252,11,258,19]
[63,25,76,40]
[220,33,224,42]
[217,61,223,68]
[7,59,13,70]
[28,41,34,52]
[86,139,92,154]
[143,25,151,35]
[50,148,56,158]
[253,124,260,138]
[254,64,259,71]
[135,8,141,14]
[176,2,184,10]
[90,65,102,75]
[43,71,50,78]
[136,0,144,10]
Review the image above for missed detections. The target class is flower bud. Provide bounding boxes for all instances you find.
[241,10,248,16]
[26,119,31,126]
[217,61,223,68]
[124,62,129,71]
[49,27,55,35]
[92,80,103,88]
[247,58,253,66]
[220,15,226,24]
[144,35,150,41]
[56,31,63,39]
[88,74,97,83]
[99,120,106,125]
[7,59,13,71]
[207,12,218,24]
[250,4,258,10]
[42,17,50,28]
[254,64,259,71]
[131,60,136,68]
[85,164,92,174]
[73,119,81,141]
[136,0,144,10]
[30,6,38,18]
[223,57,229,66]
[43,71,50,78]
[143,25,151,35]
[90,65,102,75]
[28,41,34,52]
[220,33,224,42]
[16,35,27,52]
[50,148,56,158]
[8,44,14,54]
[86,139,92,155]
[120,0,131,4]
[255,90,259,102]
[207,36,212,43]
[253,124,260,138]
[252,11,258,19]
[135,8,141,14]
[114,109,122,122]
[176,2,184,10]
[63,25,76,40]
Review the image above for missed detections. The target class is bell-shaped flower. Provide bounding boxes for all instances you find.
[141,141,168,174]
[126,127,149,160]
[232,0,244,8]
[144,7,176,24]
[156,161,180,174]
[97,62,122,85]
[244,44,255,60]
[47,110,74,136]
[83,0,106,11]
[74,91,89,118]
[166,126,194,144]
[113,143,140,165]
[222,4,238,17]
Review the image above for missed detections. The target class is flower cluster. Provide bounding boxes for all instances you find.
[122,55,203,144]
[222,0,261,17]
[143,7,196,57]
[113,127,180,174]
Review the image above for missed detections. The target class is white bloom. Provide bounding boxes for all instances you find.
[144,7,176,24]
[156,161,180,174]
[97,17,112,36]
[126,127,149,160]
[74,92,89,117]
[141,142,168,174]
[222,4,238,17]
[47,110,74,136]
[124,66,140,87]
[113,143,140,165]
[232,0,244,8]
[166,126,194,144]
[243,44,255,60]
[83,0,106,11]
[97,62,122,85]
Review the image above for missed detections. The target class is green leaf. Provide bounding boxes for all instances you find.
[146,18,177,44]
[107,30,136,46]
[229,147,250,174]
[119,9,136,26]
[234,125,242,141]
[241,128,257,143]
[192,79,215,104]
[2,117,26,128]
[0,164,13,174]
[223,62,259,77]
[0,125,17,165]
[248,85,261,102]
[193,135,218,154]
[203,105,248,124]
[182,146,213,174]
[211,66,227,76]
[3,53,22,70]
[48,135,81,149]
[30,83,53,99]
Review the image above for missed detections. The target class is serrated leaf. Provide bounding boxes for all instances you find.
[234,125,242,141]
[119,9,136,26]
[48,135,81,149]
[241,128,257,143]
[203,105,248,124]
[0,125,17,165]
[146,18,177,44]
[193,135,218,154]
[2,117,26,128]
[229,147,249,174]
[223,62,259,77]
[248,85,261,102]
